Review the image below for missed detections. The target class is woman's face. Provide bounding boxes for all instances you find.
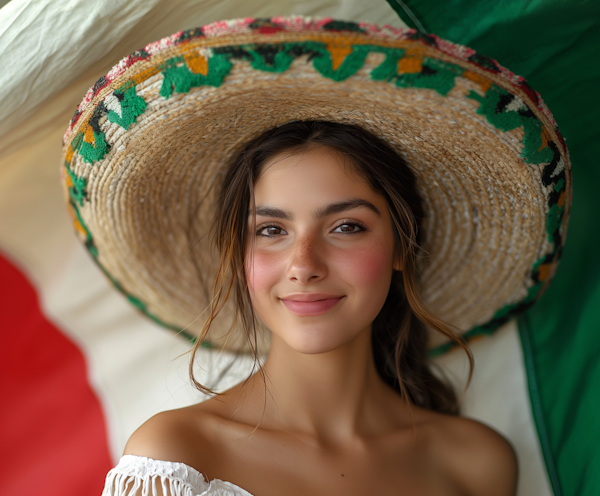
[245,145,399,355]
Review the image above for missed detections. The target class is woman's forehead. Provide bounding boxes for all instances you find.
[254,146,383,207]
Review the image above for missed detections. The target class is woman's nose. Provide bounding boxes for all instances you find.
[286,235,327,284]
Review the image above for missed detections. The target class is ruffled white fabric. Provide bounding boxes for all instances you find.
[102,455,254,496]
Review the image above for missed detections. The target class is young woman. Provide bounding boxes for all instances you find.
[119,121,518,496]
[60,16,570,496]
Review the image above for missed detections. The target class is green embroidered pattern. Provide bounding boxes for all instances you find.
[79,129,110,164]
[369,48,405,80]
[467,84,567,248]
[240,44,297,73]
[310,44,370,82]
[397,58,463,96]
[159,53,233,98]
[106,86,147,130]
[468,87,555,165]
[65,165,88,206]
[210,42,372,80]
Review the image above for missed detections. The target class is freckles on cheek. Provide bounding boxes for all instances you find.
[245,250,280,293]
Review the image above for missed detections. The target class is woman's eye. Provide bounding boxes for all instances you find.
[333,223,365,234]
[257,225,287,237]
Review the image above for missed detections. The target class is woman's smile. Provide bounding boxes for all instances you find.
[280,293,345,316]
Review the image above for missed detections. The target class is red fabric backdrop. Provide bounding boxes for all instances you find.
[0,253,112,495]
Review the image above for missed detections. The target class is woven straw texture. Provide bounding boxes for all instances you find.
[61,17,571,353]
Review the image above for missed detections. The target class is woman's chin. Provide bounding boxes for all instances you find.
[270,325,367,356]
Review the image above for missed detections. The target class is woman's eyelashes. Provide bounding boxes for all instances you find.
[255,220,369,237]
[332,220,368,234]
[256,223,287,237]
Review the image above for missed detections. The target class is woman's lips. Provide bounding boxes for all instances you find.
[280,295,344,316]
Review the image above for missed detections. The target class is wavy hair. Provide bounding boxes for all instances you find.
[189,120,473,414]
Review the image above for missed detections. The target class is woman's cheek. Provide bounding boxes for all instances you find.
[337,244,394,287]
[245,249,283,294]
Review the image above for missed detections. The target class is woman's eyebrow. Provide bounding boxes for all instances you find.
[252,198,380,220]
[314,199,381,218]
[253,205,293,220]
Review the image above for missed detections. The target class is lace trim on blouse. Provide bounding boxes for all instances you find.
[102,455,254,496]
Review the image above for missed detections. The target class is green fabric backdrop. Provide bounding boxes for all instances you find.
[1,1,594,493]
[385,1,600,494]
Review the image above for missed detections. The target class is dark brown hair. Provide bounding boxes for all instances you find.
[190,120,473,414]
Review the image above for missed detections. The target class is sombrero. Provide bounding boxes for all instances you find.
[61,16,571,353]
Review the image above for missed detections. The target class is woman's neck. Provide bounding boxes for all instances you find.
[229,327,408,444]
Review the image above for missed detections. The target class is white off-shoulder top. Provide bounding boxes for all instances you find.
[102,455,254,496]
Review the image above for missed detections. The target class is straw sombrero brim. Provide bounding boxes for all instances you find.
[61,17,570,353]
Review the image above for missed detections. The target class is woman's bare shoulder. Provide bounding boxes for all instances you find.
[421,412,518,496]
[123,403,225,471]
